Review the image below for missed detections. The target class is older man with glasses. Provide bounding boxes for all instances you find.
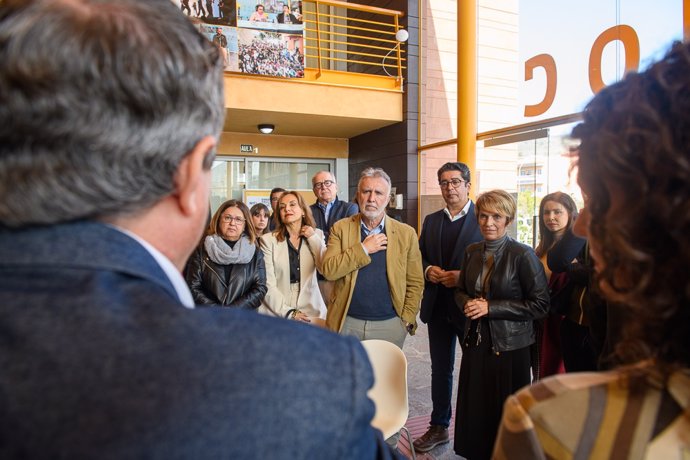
[310,171,359,242]
[310,170,359,301]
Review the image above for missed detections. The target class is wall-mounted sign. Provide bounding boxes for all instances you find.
[240,144,254,153]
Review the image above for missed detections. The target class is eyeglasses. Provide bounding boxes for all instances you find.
[439,178,466,189]
[313,180,334,189]
[222,215,245,224]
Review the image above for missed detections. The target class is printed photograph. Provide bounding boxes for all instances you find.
[173,0,237,27]
[238,28,304,78]
[199,24,239,72]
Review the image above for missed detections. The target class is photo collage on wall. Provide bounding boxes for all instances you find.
[172,0,304,78]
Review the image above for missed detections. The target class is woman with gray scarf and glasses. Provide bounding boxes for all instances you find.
[186,200,267,309]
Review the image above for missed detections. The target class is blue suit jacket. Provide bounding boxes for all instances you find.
[309,196,359,243]
[0,221,397,459]
[418,203,482,324]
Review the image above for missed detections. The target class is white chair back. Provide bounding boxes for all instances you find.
[361,339,409,439]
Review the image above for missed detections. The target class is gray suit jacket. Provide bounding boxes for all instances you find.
[0,221,397,459]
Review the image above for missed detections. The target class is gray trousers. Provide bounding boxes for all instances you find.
[341,316,408,349]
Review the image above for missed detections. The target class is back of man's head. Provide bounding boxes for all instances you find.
[0,0,225,228]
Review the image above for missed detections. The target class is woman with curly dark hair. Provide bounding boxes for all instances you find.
[494,41,690,459]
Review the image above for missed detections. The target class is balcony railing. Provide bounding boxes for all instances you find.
[302,0,407,90]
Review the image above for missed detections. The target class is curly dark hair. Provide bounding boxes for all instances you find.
[572,41,690,371]
[534,192,578,258]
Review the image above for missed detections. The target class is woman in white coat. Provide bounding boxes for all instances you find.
[259,191,326,322]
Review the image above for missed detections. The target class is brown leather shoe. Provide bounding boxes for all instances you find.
[412,425,449,452]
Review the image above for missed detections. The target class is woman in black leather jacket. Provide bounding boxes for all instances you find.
[186,200,267,309]
[452,190,549,460]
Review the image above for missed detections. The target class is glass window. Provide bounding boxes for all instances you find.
[209,157,332,214]
[477,123,582,247]
[245,160,328,190]
[210,159,245,211]
[479,0,683,127]
[474,1,680,243]
[419,1,682,238]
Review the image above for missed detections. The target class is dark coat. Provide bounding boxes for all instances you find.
[548,227,619,367]
[454,237,550,353]
[185,242,266,309]
[418,203,482,324]
[0,221,398,459]
[277,12,300,23]
[310,196,359,243]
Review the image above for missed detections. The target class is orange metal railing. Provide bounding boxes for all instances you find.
[301,0,407,88]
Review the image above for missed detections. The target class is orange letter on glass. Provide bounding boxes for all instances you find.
[589,25,640,94]
[524,54,556,117]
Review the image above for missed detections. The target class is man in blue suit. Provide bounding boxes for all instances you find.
[310,170,359,301]
[413,162,482,453]
[0,1,397,459]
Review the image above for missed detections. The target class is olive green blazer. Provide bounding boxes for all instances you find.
[321,214,424,333]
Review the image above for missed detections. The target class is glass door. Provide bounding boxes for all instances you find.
[209,156,334,214]
[210,158,245,211]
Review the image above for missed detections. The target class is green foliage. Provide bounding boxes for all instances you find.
[516,190,537,247]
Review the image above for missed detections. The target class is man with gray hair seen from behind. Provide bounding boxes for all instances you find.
[0,2,400,459]
[310,170,359,301]
[322,167,424,347]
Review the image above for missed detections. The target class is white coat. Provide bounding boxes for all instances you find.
[258,229,327,319]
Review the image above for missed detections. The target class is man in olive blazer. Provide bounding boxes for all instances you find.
[322,168,424,348]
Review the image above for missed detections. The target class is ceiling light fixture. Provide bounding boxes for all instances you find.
[258,124,275,134]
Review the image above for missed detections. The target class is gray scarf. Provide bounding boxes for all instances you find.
[476,234,508,296]
[204,234,256,265]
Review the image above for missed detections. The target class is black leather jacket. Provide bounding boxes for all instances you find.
[185,243,267,309]
[453,237,549,353]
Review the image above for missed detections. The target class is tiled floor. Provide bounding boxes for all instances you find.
[400,322,464,459]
